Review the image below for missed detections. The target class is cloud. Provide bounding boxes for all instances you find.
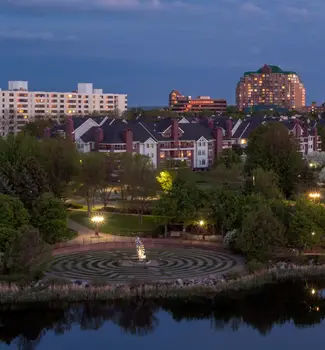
[240,2,266,15]
[0,29,76,41]
[283,6,310,18]
[6,0,190,11]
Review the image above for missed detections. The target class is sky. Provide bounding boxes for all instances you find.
[0,0,324,106]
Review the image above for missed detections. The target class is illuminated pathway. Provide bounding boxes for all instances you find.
[47,247,242,283]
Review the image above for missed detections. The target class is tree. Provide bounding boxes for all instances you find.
[0,135,49,206]
[236,202,285,261]
[209,189,245,235]
[0,194,29,229]
[31,193,69,244]
[219,149,241,169]
[245,122,304,197]
[318,126,325,151]
[9,225,49,273]
[248,168,283,199]
[0,226,20,274]
[287,199,325,250]
[76,152,107,215]
[156,170,174,193]
[39,138,80,197]
[119,153,158,219]
[22,119,55,138]
[154,177,204,228]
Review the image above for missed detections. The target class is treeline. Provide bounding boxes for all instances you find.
[155,122,324,262]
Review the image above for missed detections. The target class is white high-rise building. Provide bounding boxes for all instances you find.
[0,81,128,136]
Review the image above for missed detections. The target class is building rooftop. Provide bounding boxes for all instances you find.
[244,64,297,76]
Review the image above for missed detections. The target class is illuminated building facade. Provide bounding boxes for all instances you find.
[236,65,306,111]
[0,81,127,136]
[169,90,227,113]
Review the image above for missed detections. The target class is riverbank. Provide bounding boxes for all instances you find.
[1,264,325,304]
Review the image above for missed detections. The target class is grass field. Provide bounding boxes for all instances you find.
[69,211,166,236]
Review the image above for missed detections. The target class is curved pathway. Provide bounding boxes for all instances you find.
[47,247,243,283]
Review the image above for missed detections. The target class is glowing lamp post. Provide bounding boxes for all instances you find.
[199,220,205,227]
[308,192,321,203]
[91,215,104,237]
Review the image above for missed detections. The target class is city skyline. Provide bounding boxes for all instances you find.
[1,0,324,106]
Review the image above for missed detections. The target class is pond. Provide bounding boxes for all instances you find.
[1,279,325,349]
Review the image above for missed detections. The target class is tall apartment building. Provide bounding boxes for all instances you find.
[169,90,227,113]
[236,65,306,111]
[0,81,127,136]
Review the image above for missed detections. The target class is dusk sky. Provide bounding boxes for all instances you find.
[0,0,324,106]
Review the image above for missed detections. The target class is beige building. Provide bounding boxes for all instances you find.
[0,81,127,136]
[236,64,306,111]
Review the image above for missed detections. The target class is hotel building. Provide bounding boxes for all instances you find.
[236,65,306,111]
[0,81,127,136]
[169,90,227,113]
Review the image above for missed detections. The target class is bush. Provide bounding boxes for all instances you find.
[223,230,237,249]
[9,225,50,273]
[247,259,266,273]
[32,193,68,244]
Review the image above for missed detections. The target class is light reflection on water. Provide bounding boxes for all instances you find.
[1,279,325,349]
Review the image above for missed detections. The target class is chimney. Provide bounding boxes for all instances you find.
[208,118,214,129]
[65,116,74,141]
[313,127,318,151]
[125,128,133,153]
[213,127,223,158]
[94,127,104,150]
[172,119,179,142]
[226,119,233,138]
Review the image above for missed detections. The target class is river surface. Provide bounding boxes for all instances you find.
[1,279,325,349]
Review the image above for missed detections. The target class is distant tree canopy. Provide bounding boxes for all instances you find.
[245,122,304,197]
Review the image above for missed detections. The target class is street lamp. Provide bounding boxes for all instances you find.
[91,215,104,237]
[199,220,205,227]
[308,192,321,202]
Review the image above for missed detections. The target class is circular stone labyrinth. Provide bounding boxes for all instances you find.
[47,248,241,283]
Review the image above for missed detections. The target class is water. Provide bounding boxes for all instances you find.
[1,279,325,349]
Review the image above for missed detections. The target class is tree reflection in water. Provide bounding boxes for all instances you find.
[1,279,325,348]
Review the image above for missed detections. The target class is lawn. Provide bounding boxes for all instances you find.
[69,211,166,236]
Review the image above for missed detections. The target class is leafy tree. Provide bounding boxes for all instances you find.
[22,120,55,138]
[0,226,20,274]
[31,193,69,244]
[97,153,120,208]
[0,194,29,229]
[76,152,107,215]
[209,189,245,235]
[248,168,283,199]
[119,153,158,217]
[219,149,241,169]
[287,199,325,249]
[245,122,304,197]
[154,177,204,228]
[236,202,285,261]
[156,170,174,192]
[39,138,80,197]
[9,225,49,273]
[318,126,325,151]
[0,135,49,206]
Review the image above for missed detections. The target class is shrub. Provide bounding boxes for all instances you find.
[223,230,237,249]
[32,193,68,244]
[247,259,266,273]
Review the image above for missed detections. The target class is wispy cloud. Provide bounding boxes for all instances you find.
[0,29,76,41]
[240,2,266,15]
[6,0,191,11]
